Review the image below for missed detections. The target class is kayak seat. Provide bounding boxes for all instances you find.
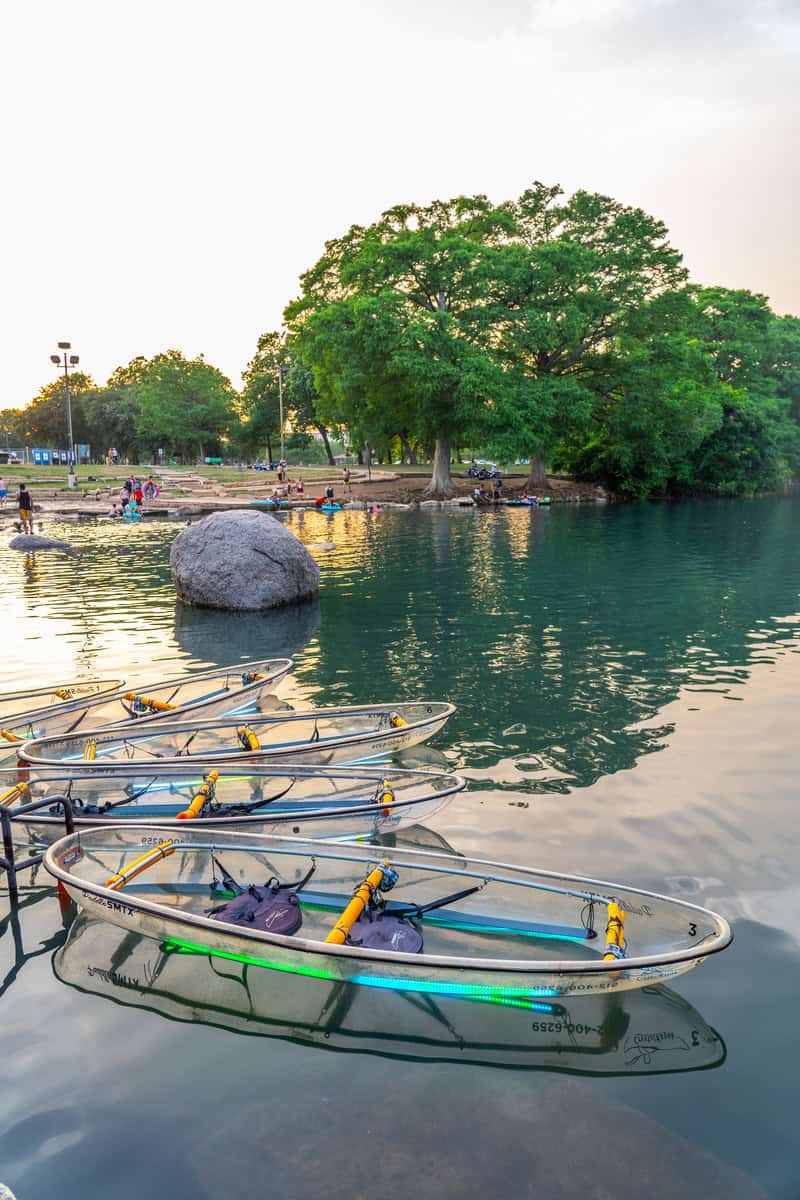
[209,884,303,936]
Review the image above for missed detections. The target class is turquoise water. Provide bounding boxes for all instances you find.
[1,499,799,1198]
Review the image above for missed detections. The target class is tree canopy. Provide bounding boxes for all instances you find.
[280,182,799,496]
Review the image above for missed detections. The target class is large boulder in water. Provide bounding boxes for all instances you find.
[170,509,320,611]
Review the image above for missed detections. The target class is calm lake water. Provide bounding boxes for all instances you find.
[1,498,799,1199]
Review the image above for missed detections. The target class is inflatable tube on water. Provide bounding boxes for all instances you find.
[321,504,341,513]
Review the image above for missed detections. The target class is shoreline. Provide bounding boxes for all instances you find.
[0,470,612,523]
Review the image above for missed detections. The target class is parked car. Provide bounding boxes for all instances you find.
[468,463,499,479]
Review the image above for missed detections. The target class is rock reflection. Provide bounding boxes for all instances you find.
[173,596,321,665]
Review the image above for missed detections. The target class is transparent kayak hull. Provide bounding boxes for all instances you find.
[20,701,455,771]
[55,911,727,1075]
[1,763,464,842]
[44,826,732,1000]
[0,679,123,725]
[1,659,293,763]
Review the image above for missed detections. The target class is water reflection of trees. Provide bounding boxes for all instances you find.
[301,500,800,789]
[4,502,799,792]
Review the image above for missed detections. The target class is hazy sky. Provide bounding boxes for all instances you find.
[2,0,798,407]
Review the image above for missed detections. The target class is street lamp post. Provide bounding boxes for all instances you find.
[50,341,80,489]
[277,363,285,463]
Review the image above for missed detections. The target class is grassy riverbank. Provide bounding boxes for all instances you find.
[0,463,609,519]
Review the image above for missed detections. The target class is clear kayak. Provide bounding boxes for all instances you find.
[20,701,455,770]
[54,910,727,1075]
[1,763,464,841]
[0,679,124,725]
[44,826,732,1000]
[1,660,293,762]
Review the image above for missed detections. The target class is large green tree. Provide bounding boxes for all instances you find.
[287,195,518,495]
[559,286,800,495]
[285,359,337,465]
[0,408,25,447]
[239,332,288,462]
[686,288,800,494]
[131,351,236,459]
[22,373,95,447]
[287,184,691,494]
[556,291,727,494]
[488,185,688,487]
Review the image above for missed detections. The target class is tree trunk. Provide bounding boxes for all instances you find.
[424,438,454,497]
[357,449,364,466]
[316,424,335,466]
[398,429,418,465]
[527,457,548,489]
[265,436,273,464]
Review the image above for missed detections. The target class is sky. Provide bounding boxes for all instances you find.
[2,0,798,407]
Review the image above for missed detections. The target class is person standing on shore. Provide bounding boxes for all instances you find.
[17,483,33,533]
[343,466,351,494]
[0,477,7,508]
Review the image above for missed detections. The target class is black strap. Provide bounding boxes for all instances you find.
[211,854,243,895]
[218,778,297,816]
[104,775,161,811]
[273,861,316,893]
[385,884,481,919]
[210,855,316,898]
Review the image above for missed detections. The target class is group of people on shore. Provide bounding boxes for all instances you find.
[108,475,159,519]
[267,467,353,504]
[269,476,305,500]
[473,479,504,504]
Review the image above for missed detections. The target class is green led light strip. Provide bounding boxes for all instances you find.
[163,936,561,1003]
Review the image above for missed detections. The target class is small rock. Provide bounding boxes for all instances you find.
[310,542,337,551]
[9,534,77,556]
